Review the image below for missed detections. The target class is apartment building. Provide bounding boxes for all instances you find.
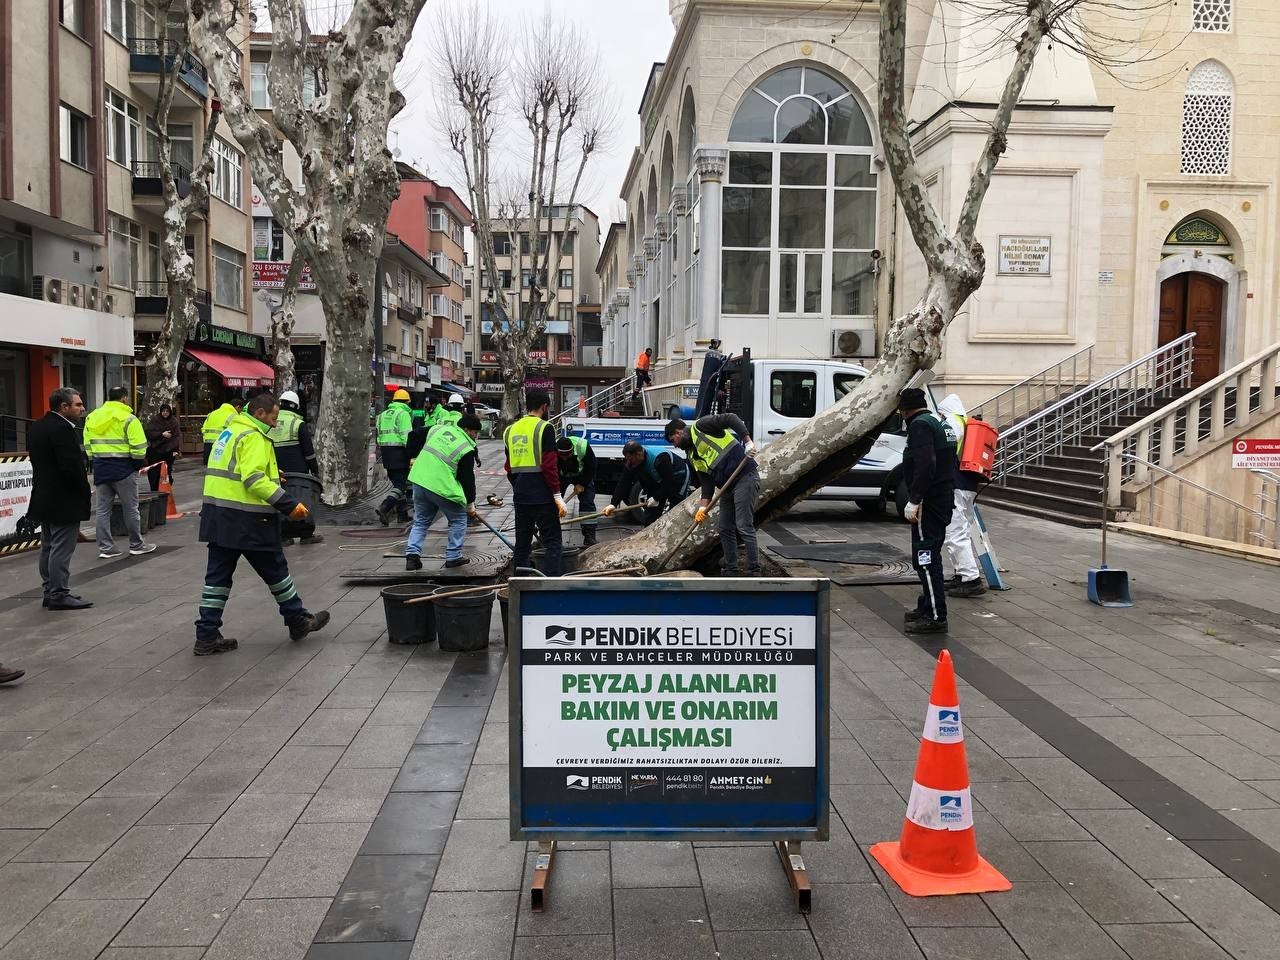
[470,204,602,404]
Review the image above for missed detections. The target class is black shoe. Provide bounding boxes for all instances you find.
[47,596,93,610]
[375,505,391,527]
[904,609,927,623]
[944,575,962,588]
[948,579,987,598]
[193,634,238,656]
[582,530,598,547]
[746,567,764,577]
[0,664,24,684]
[444,557,471,569]
[289,610,331,641]
[282,538,296,546]
[904,618,948,635]
[405,554,423,571]
[301,534,325,545]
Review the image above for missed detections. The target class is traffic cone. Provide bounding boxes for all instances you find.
[869,650,1010,897]
[161,463,184,520]
[577,394,587,416]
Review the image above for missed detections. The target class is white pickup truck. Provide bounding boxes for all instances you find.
[561,351,938,518]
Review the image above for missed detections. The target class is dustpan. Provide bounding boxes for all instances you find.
[1087,493,1131,607]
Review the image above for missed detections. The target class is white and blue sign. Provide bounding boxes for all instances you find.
[509,578,830,841]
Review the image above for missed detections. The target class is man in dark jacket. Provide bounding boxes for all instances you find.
[27,387,93,611]
[898,387,958,634]
[556,435,599,546]
[503,389,563,575]
[665,413,760,574]
[603,440,692,526]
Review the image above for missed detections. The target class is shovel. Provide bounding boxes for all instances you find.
[1087,487,1132,607]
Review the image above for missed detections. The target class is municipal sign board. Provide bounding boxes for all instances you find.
[1231,438,1280,469]
[510,578,829,841]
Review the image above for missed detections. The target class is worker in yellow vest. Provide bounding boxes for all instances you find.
[404,414,482,571]
[201,400,240,465]
[503,389,564,575]
[195,392,329,656]
[83,386,155,560]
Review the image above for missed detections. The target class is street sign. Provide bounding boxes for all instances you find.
[510,577,829,842]
[1232,438,1280,469]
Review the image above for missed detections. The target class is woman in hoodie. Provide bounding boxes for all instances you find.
[145,403,182,492]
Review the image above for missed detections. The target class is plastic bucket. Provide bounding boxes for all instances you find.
[381,583,438,645]
[532,546,580,575]
[497,589,509,646]
[435,586,496,652]
[282,473,322,538]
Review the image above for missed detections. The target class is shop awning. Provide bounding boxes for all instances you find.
[443,383,476,398]
[184,347,275,388]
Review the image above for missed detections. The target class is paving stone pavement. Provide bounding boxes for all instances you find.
[1,451,1279,959]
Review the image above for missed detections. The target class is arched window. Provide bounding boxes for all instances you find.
[723,65,876,318]
[1192,0,1231,33]
[1181,61,1233,176]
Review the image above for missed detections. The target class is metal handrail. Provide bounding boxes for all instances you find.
[971,343,1094,429]
[1250,469,1280,549]
[992,333,1196,484]
[549,356,686,429]
[1118,453,1275,547]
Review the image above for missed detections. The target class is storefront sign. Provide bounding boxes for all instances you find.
[6,294,134,356]
[479,352,499,365]
[191,322,265,357]
[556,351,574,366]
[510,578,829,840]
[252,261,318,292]
[998,236,1052,275]
[416,363,431,380]
[388,363,413,379]
[293,344,325,372]
[0,455,35,542]
[253,222,270,261]
[1232,438,1280,469]
[529,349,549,364]
[523,375,555,392]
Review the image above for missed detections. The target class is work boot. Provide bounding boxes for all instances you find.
[375,505,391,527]
[746,566,764,577]
[405,554,423,571]
[289,611,331,641]
[582,527,598,547]
[282,538,296,546]
[904,608,927,624]
[904,618,948,635]
[0,664,24,684]
[301,534,325,545]
[193,634,238,656]
[944,575,962,588]
[948,579,987,598]
[445,557,471,569]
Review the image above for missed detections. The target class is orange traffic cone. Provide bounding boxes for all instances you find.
[577,394,587,416]
[161,463,184,520]
[869,650,1010,897]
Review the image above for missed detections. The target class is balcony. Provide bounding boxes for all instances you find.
[131,160,196,210]
[134,282,212,323]
[128,38,210,102]
[397,304,423,324]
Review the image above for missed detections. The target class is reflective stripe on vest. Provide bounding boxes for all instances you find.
[201,405,237,443]
[687,425,736,474]
[505,415,546,473]
[268,410,303,448]
[422,424,473,471]
[86,413,146,459]
[409,423,475,503]
[203,417,285,516]
[377,404,410,447]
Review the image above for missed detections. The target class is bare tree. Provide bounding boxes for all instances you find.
[141,1,222,420]
[436,5,610,422]
[268,257,306,389]
[187,0,425,503]
[584,0,1170,572]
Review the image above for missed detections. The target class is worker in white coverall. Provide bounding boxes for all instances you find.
[937,395,986,598]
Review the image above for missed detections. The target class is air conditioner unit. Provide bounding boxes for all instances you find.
[86,286,102,311]
[832,325,876,358]
[385,235,401,246]
[32,275,64,304]
[102,293,116,313]
[66,283,85,308]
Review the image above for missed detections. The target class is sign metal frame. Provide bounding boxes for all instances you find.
[508,576,831,844]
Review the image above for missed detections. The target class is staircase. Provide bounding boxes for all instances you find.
[978,334,1198,527]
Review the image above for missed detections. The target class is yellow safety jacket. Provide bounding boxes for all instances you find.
[686,424,738,475]
[83,400,147,484]
[409,423,476,505]
[268,408,303,449]
[199,411,297,550]
[201,403,239,443]
[504,414,546,473]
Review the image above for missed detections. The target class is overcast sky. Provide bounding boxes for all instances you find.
[390,0,677,231]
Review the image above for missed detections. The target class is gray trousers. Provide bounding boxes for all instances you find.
[39,523,79,601]
[96,476,143,552]
[717,463,760,571]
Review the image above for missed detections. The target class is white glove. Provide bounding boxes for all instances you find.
[645,497,659,509]
[904,501,921,523]
[745,440,758,459]
[554,495,567,519]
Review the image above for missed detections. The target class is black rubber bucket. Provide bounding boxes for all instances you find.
[497,589,509,646]
[282,473,322,539]
[435,586,496,652]
[381,583,438,645]
[532,546,580,575]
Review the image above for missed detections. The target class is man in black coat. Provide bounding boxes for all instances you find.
[27,387,93,611]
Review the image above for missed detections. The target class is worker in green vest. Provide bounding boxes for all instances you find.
[268,390,322,546]
[404,414,482,571]
[503,389,563,575]
[437,393,465,426]
[195,391,329,656]
[556,434,598,546]
[374,389,414,525]
[201,399,240,465]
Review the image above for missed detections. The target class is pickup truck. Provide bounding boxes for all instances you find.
[561,351,938,518]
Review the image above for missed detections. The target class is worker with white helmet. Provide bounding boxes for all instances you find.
[267,390,323,544]
[438,392,466,427]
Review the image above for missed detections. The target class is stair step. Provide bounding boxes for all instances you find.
[1044,453,1105,472]
[1036,465,1103,486]
[997,474,1103,499]
[979,498,1103,529]
[985,483,1104,519]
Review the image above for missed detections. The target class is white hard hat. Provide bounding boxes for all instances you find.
[279,390,300,406]
[447,393,465,406]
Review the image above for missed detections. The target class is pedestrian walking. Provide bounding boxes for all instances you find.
[556,435,599,546]
[898,387,958,634]
[200,399,240,465]
[603,440,693,526]
[937,395,986,598]
[144,403,182,493]
[665,413,761,575]
[27,387,93,610]
[269,390,323,545]
[375,388,414,526]
[504,389,564,575]
[83,386,156,560]
[194,392,329,656]
[633,347,654,397]
[405,414,482,571]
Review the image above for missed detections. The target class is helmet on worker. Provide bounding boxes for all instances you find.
[279,390,300,410]
[392,388,411,403]
[447,393,465,406]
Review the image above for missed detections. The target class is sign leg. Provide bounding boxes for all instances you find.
[776,840,812,913]
[530,839,557,912]
[970,505,1010,591]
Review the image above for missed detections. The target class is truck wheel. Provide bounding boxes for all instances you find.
[621,482,648,526]
[855,498,885,516]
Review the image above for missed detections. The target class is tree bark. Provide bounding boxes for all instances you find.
[270,257,305,390]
